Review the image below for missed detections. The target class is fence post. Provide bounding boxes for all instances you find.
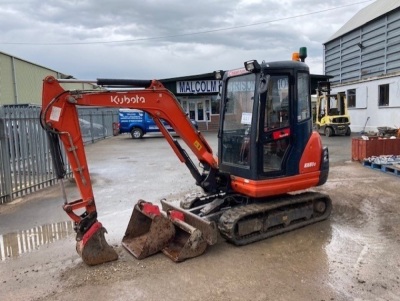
[0,117,12,203]
[89,111,94,143]
[102,111,105,137]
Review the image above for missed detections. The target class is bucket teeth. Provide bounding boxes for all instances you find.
[76,222,118,266]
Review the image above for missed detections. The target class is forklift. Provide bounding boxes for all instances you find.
[314,81,351,137]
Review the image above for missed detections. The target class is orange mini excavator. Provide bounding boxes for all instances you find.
[40,48,331,265]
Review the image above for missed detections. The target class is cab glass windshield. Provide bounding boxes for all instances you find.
[221,73,255,167]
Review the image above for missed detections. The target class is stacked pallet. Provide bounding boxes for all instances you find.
[363,155,400,177]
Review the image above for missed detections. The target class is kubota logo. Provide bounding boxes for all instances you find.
[304,162,316,168]
[111,95,146,104]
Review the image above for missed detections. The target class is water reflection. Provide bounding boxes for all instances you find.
[0,220,74,261]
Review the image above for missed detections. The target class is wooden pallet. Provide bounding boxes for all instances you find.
[362,160,400,177]
[381,164,400,176]
[362,160,381,169]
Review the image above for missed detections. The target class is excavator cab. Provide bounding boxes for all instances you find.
[218,60,327,184]
[207,57,331,246]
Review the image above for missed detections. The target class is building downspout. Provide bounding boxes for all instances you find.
[11,57,18,104]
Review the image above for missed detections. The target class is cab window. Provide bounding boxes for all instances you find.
[264,76,289,131]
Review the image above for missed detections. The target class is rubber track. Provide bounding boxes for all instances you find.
[218,191,332,246]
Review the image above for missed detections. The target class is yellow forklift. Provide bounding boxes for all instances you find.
[314,81,351,137]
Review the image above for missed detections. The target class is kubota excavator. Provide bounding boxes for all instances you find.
[40,47,331,265]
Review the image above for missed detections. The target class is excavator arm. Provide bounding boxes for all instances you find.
[40,76,225,265]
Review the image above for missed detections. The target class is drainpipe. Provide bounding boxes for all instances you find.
[11,57,18,104]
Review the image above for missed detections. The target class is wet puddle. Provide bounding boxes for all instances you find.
[0,220,75,261]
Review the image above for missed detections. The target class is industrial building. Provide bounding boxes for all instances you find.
[0,51,64,106]
[0,51,100,106]
[324,0,400,132]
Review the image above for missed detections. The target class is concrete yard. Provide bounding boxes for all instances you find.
[1,132,399,301]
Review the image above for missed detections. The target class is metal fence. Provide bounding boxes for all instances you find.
[0,105,118,204]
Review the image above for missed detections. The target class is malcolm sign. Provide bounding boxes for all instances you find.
[176,80,221,94]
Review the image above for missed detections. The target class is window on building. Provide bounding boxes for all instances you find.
[205,99,210,120]
[379,84,389,106]
[211,95,220,114]
[347,89,356,108]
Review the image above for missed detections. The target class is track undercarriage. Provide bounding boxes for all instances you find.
[169,191,332,247]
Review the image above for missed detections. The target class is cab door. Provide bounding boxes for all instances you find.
[260,75,291,176]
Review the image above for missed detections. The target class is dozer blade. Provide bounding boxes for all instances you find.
[162,210,208,262]
[122,200,175,260]
[76,221,118,266]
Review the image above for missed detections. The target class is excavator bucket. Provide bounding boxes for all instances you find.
[76,221,118,266]
[162,210,208,262]
[122,200,175,259]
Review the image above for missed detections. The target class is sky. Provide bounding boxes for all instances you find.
[0,0,375,80]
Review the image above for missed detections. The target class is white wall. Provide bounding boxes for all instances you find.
[331,75,400,133]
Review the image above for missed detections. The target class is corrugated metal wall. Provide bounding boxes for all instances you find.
[0,54,18,104]
[0,106,118,204]
[325,8,400,84]
[14,60,59,104]
[0,53,60,106]
[0,52,98,107]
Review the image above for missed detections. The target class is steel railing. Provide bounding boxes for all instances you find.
[0,105,118,204]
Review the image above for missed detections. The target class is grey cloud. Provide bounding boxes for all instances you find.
[0,0,371,78]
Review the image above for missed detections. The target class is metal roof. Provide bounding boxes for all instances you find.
[0,50,62,74]
[325,0,400,43]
